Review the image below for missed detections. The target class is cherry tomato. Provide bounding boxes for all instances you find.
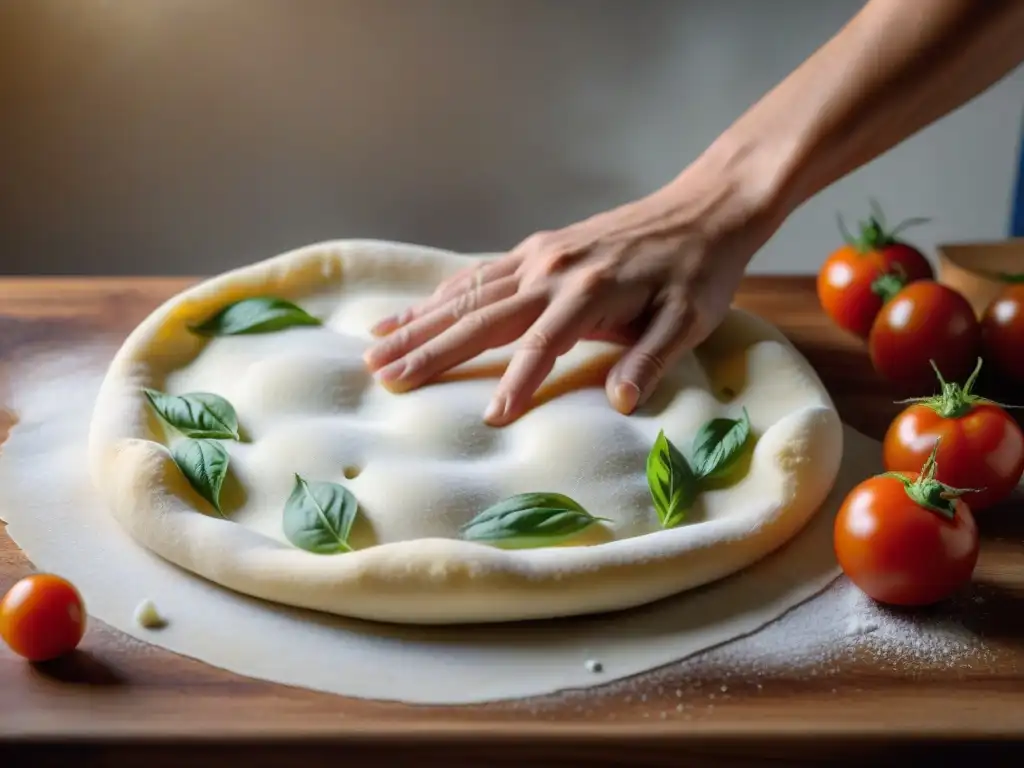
[868,280,981,390]
[0,574,86,662]
[981,282,1024,383]
[817,206,933,338]
[882,358,1024,511]
[834,446,979,606]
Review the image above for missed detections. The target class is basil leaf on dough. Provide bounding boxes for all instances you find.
[171,438,230,517]
[190,297,321,336]
[282,474,358,554]
[646,429,698,529]
[459,492,608,549]
[143,388,240,440]
[692,407,752,481]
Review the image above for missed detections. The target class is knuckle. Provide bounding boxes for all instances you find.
[403,348,432,375]
[389,325,415,352]
[519,329,554,354]
[450,288,479,320]
[630,349,667,380]
[572,265,616,296]
[662,284,693,314]
[538,249,574,278]
[664,302,699,343]
[459,309,491,336]
[517,231,577,280]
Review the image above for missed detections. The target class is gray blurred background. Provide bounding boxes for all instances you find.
[2,0,1022,276]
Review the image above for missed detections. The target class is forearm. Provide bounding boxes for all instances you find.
[700,0,1024,226]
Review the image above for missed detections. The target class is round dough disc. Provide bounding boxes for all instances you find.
[88,240,844,625]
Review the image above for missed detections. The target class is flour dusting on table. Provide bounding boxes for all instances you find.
[515,576,995,719]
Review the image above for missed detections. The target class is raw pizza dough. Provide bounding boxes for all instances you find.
[87,240,844,625]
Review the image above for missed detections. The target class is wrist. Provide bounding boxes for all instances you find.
[686,126,807,235]
[594,124,808,266]
[634,127,803,268]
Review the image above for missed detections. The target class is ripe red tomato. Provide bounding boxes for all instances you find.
[882,358,1024,511]
[0,574,86,662]
[981,282,1024,383]
[817,207,933,338]
[868,280,981,390]
[834,446,979,606]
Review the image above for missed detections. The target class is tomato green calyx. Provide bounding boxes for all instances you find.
[869,270,908,304]
[997,271,1024,284]
[894,357,1017,418]
[837,200,930,253]
[882,440,978,520]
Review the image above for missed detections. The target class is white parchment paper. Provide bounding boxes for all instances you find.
[0,342,882,704]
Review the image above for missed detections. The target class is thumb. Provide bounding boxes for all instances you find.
[605,303,697,414]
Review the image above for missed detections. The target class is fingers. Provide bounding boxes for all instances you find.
[605,299,697,415]
[364,275,520,371]
[372,291,547,393]
[582,311,652,346]
[483,293,599,426]
[370,256,519,336]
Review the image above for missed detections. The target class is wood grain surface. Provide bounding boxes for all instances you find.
[0,275,1022,767]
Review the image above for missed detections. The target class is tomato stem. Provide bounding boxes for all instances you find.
[882,439,979,520]
[889,216,931,239]
[893,357,1019,418]
[868,197,887,230]
[837,213,856,247]
[870,270,908,304]
[838,201,930,253]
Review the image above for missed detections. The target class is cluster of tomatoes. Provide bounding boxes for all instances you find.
[834,358,1024,607]
[817,201,1024,390]
[820,203,1024,607]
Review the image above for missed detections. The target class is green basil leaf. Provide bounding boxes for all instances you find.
[190,297,321,336]
[692,407,752,481]
[171,438,230,517]
[144,388,240,440]
[282,474,358,554]
[646,429,698,528]
[459,492,608,549]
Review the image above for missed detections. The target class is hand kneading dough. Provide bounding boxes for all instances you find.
[88,240,844,625]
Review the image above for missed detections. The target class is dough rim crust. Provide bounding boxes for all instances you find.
[88,239,844,625]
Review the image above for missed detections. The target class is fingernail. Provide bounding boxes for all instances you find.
[378,359,407,383]
[484,395,507,424]
[615,381,641,413]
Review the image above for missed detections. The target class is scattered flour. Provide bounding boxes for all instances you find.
[509,575,997,717]
[714,576,993,672]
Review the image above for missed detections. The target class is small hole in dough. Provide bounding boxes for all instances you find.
[343,465,362,480]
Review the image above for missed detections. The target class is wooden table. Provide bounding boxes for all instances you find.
[1,276,1022,766]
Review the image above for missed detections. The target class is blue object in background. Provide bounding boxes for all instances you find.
[1014,113,1024,237]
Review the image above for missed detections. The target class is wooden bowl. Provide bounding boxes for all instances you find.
[936,238,1024,316]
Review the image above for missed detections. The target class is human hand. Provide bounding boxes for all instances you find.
[363,167,777,427]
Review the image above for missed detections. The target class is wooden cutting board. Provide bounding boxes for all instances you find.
[0,276,1022,767]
